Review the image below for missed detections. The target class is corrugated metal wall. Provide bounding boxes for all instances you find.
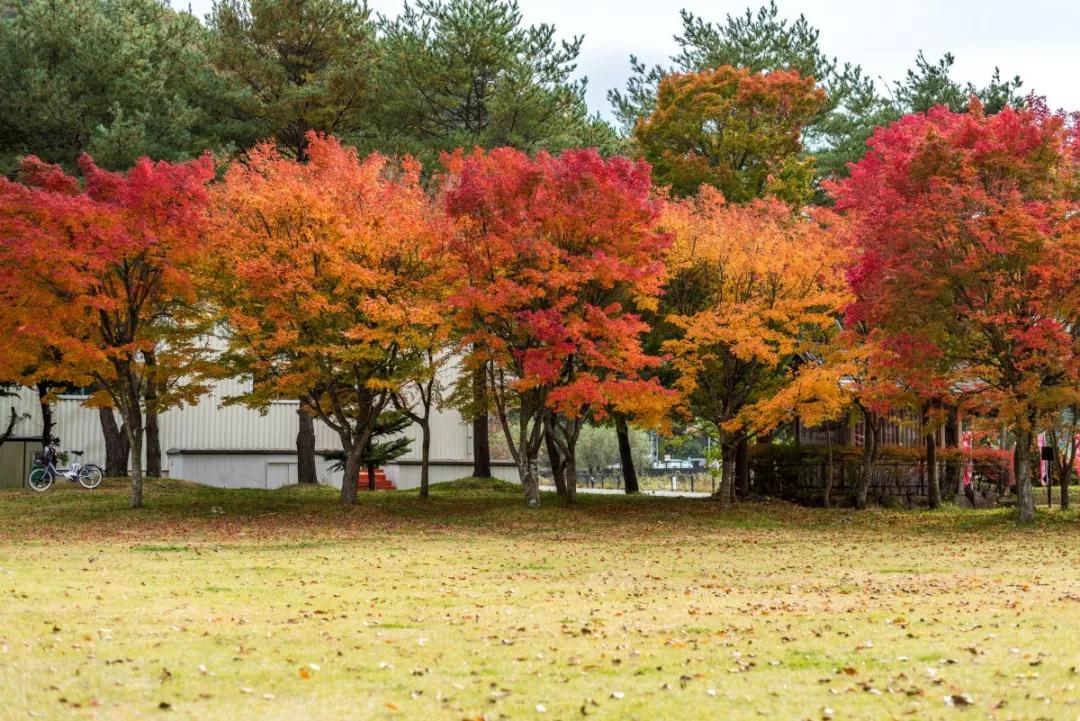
[0,376,471,472]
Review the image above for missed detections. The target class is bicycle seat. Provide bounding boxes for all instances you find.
[71,450,84,456]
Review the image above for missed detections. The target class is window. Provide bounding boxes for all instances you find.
[58,385,92,400]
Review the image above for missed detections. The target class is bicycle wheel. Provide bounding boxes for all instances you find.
[78,465,103,490]
[28,467,53,492]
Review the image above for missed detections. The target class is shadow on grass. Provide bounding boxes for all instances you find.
[0,476,1075,543]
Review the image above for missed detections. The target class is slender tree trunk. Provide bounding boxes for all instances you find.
[823,435,834,509]
[855,409,877,509]
[367,456,377,492]
[297,401,317,484]
[735,436,750,499]
[36,382,53,449]
[340,444,363,505]
[1015,425,1035,524]
[519,457,540,507]
[127,421,144,508]
[926,428,940,509]
[563,440,578,506]
[0,408,17,445]
[615,414,639,494]
[120,376,145,508]
[338,426,374,505]
[944,406,960,497]
[144,402,162,478]
[1061,461,1070,511]
[716,437,735,509]
[142,350,162,478]
[99,407,130,477]
[543,427,567,496]
[419,420,431,499]
[471,355,491,478]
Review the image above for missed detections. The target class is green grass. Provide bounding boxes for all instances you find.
[1,478,1079,720]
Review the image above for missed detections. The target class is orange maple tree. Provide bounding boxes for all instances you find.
[205,133,446,505]
[0,153,215,507]
[661,187,850,505]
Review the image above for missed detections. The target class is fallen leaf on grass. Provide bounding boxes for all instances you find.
[944,693,974,707]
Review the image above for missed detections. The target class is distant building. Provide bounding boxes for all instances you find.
[0,377,517,490]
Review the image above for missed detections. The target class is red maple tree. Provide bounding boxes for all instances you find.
[0,153,214,507]
[442,147,674,506]
[833,100,1080,522]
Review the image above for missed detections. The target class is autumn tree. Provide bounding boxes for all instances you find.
[379,0,620,478]
[206,133,444,505]
[634,66,825,204]
[391,241,456,499]
[661,188,850,506]
[833,102,1080,524]
[0,153,214,507]
[610,3,890,181]
[442,147,672,506]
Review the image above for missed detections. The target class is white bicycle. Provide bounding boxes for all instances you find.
[28,439,103,491]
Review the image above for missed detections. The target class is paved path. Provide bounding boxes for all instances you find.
[540,485,712,498]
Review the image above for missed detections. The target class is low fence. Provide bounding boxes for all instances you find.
[545,456,1010,507]
[753,457,1008,507]
[546,469,715,495]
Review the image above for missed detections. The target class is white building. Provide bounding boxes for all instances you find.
[0,378,518,490]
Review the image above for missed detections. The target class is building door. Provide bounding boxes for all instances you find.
[265,462,297,489]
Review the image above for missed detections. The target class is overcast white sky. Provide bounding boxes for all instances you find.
[183,0,1080,120]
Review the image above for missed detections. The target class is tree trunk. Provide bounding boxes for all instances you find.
[543,427,567,496]
[615,414,639,494]
[823,435,834,508]
[563,441,578,506]
[119,380,145,508]
[471,356,492,478]
[99,407,130,478]
[127,421,144,508]
[36,382,53,449]
[735,436,750,499]
[367,457,377,492]
[944,406,960,496]
[854,409,877,509]
[142,350,162,478]
[340,443,363,505]
[716,438,735,509]
[297,401,317,484]
[419,420,431,499]
[926,428,940,509]
[1015,426,1035,524]
[144,401,162,478]
[519,457,540,507]
[1061,462,1070,511]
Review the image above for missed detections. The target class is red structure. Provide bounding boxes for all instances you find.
[357,468,396,491]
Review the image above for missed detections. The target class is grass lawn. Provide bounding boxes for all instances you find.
[1,479,1079,721]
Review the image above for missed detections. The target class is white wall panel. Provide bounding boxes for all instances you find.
[0,376,472,476]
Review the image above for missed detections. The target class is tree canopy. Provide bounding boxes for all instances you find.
[0,0,233,173]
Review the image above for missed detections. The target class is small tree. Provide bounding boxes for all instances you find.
[323,410,412,489]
